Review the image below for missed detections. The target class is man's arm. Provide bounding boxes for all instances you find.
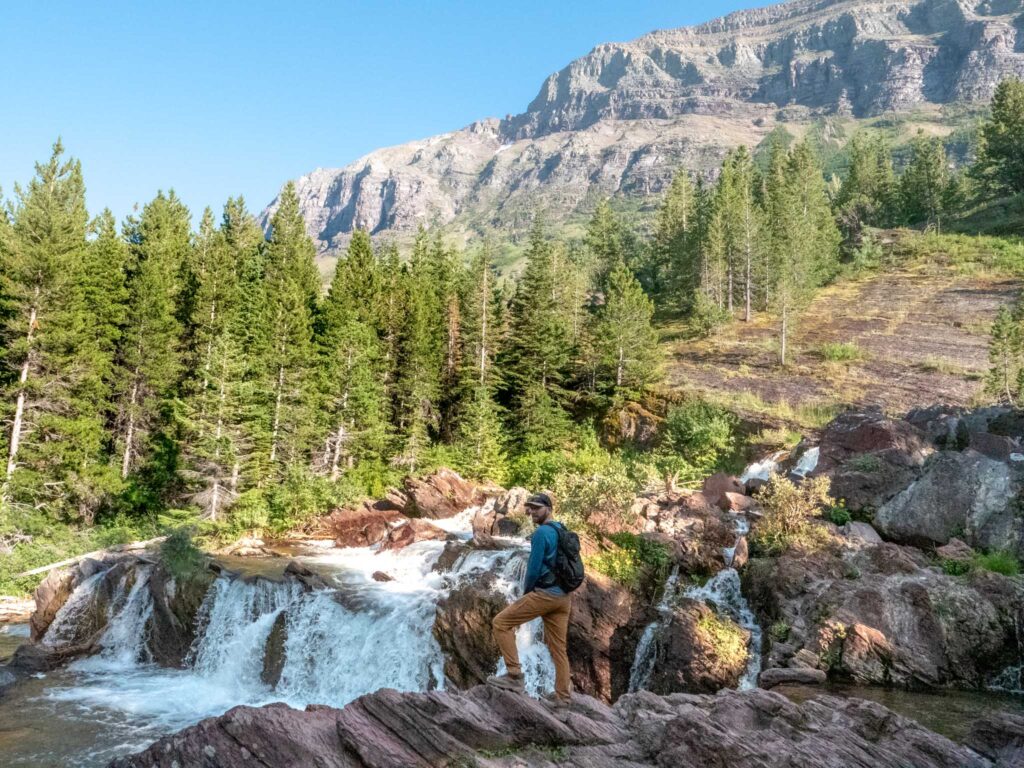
[523,525,555,594]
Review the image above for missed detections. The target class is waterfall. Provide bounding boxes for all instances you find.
[42,571,108,647]
[76,566,155,669]
[683,568,762,689]
[627,565,682,693]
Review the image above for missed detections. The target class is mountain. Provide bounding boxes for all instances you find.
[262,0,1024,261]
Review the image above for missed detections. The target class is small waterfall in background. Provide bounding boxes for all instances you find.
[627,565,682,693]
[77,566,155,668]
[41,571,107,648]
[628,514,762,693]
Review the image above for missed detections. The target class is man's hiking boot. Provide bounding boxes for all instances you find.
[486,673,525,692]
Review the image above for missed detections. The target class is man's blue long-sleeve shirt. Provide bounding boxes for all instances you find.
[524,523,566,595]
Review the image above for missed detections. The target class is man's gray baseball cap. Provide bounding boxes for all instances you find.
[525,492,553,509]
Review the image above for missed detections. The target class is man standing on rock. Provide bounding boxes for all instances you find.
[487,492,584,714]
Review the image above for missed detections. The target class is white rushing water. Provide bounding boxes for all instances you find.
[37,511,555,742]
[627,565,682,693]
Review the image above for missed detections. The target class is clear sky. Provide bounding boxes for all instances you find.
[1,0,767,222]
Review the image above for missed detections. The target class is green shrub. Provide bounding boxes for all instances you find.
[820,342,863,363]
[159,529,206,581]
[750,475,837,556]
[973,550,1020,576]
[660,400,737,476]
[769,620,791,642]
[585,533,670,595]
[940,558,973,576]
[847,454,882,473]
[697,612,748,668]
[828,503,852,527]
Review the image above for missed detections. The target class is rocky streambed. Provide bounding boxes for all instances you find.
[3,407,1024,767]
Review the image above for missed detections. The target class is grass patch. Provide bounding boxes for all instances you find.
[918,356,966,376]
[819,342,864,363]
[696,611,748,668]
[973,550,1020,576]
[846,454,882,473]
[585,532,670,595]
[704,391,843,431]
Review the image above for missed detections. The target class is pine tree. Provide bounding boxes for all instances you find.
[502,220,573,450]
[768,141,841,366]
[974,78,1024,194]
[314,232,387,479]
[1,142,124,520]
[900,132,950,231]
[586,198,625,286]
[591,260,660,402]
[653,170,697,301]
[115,190,191,486]
[261,182,319,476]
[987,306,1021,404]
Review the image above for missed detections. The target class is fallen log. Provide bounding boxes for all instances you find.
[15,536,167,578]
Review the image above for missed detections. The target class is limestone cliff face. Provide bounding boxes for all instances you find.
[263,0,1024,253]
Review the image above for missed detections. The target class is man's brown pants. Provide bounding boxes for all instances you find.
[492,590,572,702]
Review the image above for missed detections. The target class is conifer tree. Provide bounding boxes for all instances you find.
[900,133,950,231]
[1,142,123,519]
[115,190,191,485]
[839,132,896,226]
[768,141,841,366]
[314,233,387,479]
[261,183,320,475]
[655,170,697,301]
[974,78,1024,194]
[591,259,660,402]
[502,220,573,450]
[586,198,625,286]
[987,305,1021,404]
[376,241,405,427]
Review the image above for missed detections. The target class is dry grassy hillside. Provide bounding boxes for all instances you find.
[661,231,1022,432]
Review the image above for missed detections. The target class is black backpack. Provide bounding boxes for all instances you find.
[543,522,586,593]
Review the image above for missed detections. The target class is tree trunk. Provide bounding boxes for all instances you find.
[121,375,140,479]
[616,345,625,389]
[780,304,788,368]
[5,294,39,485]
[269,365,284,463]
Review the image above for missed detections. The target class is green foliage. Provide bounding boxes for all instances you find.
[585,532,670,594]
[973,550,1020,576]
[697,611,748,668]
[828,502,852,527]
[900,132,955,231]
[750,475,836,556]
[847,454,882,473]
[974,79,1024,195]
[940,558,973,576]
[819,342,863,362]
[159,529,206,581]
[769,620,791,642]
[658,400,737,482]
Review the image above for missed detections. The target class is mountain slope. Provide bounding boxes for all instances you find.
[263,0,1024,259]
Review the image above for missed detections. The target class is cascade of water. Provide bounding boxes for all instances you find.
[76,566,155,669]
[42,571,108,647]
[684,568,762,689]
[793,447,820,477]
[739,450,787,484]
[627,565,682,693]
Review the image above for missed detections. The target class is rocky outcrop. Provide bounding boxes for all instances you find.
[646,598,749,695]
[260,612,288,688]
[967,711,1024,766]
[29,567,76,641]
[432,574,507,689]
[108,685,993,768]
[380,518,453,551]
[263,0,1024,256]
[320,505,406,548]
[146,562,216,667]
[874,449,1023,552]
[635,492,738,574]
[402,468,487,519]
[744,541,1024,690]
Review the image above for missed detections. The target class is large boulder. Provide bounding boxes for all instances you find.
[29,567,76,641]
[638,493,737,575]
[967,711,1024,766]
[260,611,288,688]
[108,685,990,768]
[743,542,1024,690]
[432,574,507,689]
[646,598,749,695]
[602,400,662,450]
[874,449,1023,553]
[403,468,486,519]
[321,505,406,548]
[379,519,452,551]
[146,562,215,667]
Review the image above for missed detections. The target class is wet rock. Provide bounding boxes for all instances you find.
[432,574,507,689]
[219,536,279,558]
[371,571,393,582]
[109,685,987,768]
[717,491,758,512]
[967,711,1024,766]
[744,543,1024,690]
[470,505,496,546]
[322,505,406,548]
[494,486,528,518]
[646,598,749,695]
[432,541,471,573]
[380,518,453,551]
[403,468,485,519]
[758,667,827,689]
[147,562,215,667]
[568,572,649,701]
[875,449,1022,552]
[0,596,34,624]
[30,567,75,641]
[283,561,330,591]
[731,536,749,569]
[260,611,287,688]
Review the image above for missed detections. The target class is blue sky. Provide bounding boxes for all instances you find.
[1,1,766,222]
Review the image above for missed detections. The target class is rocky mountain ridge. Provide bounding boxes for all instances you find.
[263,0,1024,260]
